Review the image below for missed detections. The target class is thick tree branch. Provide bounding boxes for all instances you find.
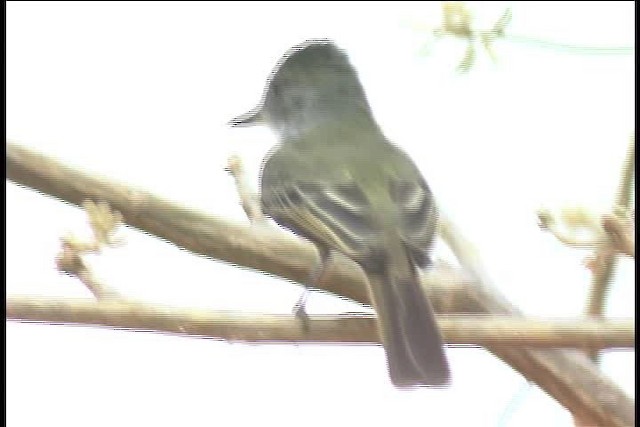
[6,142,634,427]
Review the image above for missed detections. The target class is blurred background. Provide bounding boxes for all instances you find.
[6,2,635,426]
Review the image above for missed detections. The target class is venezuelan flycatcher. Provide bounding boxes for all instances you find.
[230,39,450,387]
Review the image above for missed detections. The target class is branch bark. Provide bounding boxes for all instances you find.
[7,297,634,348]
[6,142,635,427]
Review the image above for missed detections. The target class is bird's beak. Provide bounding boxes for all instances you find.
[228,108,264,127]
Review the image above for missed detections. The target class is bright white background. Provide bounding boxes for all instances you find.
[6,2,635,426]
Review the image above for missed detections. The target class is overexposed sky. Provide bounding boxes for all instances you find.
[6,2,635,426]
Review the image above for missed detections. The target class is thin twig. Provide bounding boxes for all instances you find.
[225,155,267,224]
[586,135,635,361]
[55,200,124,300]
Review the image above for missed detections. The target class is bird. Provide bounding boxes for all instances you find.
[229,39,450,387]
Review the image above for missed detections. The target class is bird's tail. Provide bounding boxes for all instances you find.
[365,264,450,387]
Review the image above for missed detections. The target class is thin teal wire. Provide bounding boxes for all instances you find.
[504,34,634,55]
[495,381,533,427]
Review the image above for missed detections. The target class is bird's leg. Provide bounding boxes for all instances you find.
[293,248,333,331]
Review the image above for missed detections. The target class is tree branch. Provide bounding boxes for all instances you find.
[586,135,635,362]
[7,296,634,349]
[6,142,634,426]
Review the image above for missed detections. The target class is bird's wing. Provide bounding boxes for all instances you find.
[261,178,382,263]
[261,170,437,269]
[388,176,438,268]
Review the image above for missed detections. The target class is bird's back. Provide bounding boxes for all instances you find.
[261,130,436,269]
